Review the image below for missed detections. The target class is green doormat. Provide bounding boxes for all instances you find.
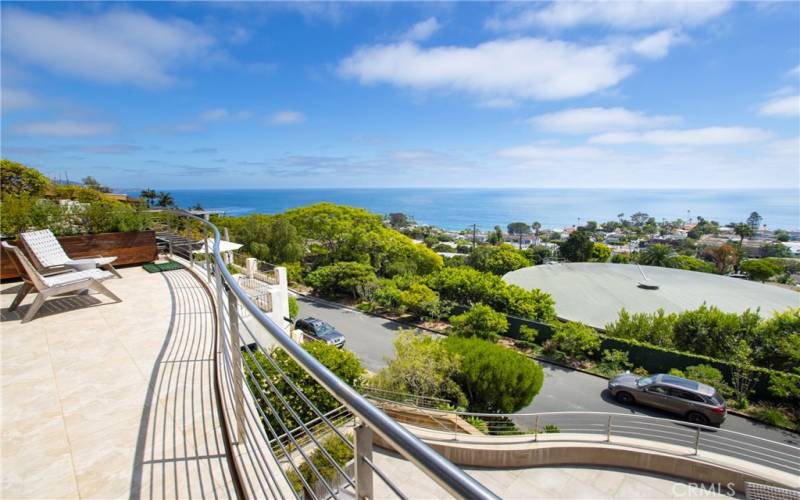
[143,261,185,273]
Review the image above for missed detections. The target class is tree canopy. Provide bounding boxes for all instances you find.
[559,231,594,262]
[449,304,509,341]
[1,159,50,199]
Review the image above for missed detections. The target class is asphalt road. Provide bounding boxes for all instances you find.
[295,294,800,461]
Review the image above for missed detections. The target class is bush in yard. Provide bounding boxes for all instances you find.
[768,372,800,425]
[305,261,377,298]
[672,305,760,359]
[547,321,601,361]
[287,434,353,494]
[591,243,612,262]
[1,158,50,198]
[288,295,299,320]
[605,308,677,347]
[754,309,800,373]
[611,253,631,264]
[598,349,632,376]
[444,336,544,413]
[398,283,440,318]
[740,259,783,282]
[244,341,364,431]
[518,325,538,344]
[371,331,467,407]
[449,304,508,341]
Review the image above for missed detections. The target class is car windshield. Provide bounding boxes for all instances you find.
[636,376,654,388]
[314,322,334,335]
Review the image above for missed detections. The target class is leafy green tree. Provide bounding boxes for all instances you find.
[672,305,760,358]
[387,212,412,228]
[754,309,800,372]
[773,229,790,242]
[0,159,50,199]
[139,188,157,207]
[747,211,762,232]
[759,242,792,258]
[371,331,466,406]
[487,225,504,245]
[666,255,714,273]
[449,304,508,341]
[732,223,753,244]
[156,191,175,207]
[591,243,611,262]
[444,336,544,413]
[467,244,531,275]
[524,245,552,265]
[730,340,755,408]
[531,221,542,242]
[82,176,111,193]
[305,261,377,298]
[547,321,601,360]
[398,283,440,318]
[604,308,677,347]
[559,231,594,262]
[507,222,530,248]
[244,341,364,431]
[768,372,800,423]
[740,259,782,282]
[639,244,673,267]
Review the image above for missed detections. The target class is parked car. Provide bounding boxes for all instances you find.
[294,317,345,348]
[607,373,727,426]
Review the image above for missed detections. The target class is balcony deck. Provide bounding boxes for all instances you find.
[1,266,235,498]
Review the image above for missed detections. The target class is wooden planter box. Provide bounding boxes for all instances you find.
[1,230,158,280]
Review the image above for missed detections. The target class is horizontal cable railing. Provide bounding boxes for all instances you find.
[154,210,498,500]
[360,394,800,477]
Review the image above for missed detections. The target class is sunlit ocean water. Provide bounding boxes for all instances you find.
[126,188,800,231]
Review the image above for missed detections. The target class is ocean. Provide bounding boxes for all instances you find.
[126,188,800,231]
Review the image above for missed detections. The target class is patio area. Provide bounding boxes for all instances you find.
[1,265,236,498]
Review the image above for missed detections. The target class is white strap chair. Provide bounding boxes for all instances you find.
[2,241,121,323]
[20,229,121,278]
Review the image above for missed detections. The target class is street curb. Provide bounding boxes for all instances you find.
[289,288,448,336]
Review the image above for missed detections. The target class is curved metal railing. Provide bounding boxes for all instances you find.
[155,210,498,499]
[365,396,800,477]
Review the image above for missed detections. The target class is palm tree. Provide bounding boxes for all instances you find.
[139,188,157,207]
[639,244,673,267]
[733,223,753,245]
[531,221,541,244]
[156,191,175,208]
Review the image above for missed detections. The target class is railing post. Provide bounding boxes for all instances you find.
[354,422,374,500]
[607,415,613,443]
[694,427,700,455]
[227,288,246,444]
[534,415,539,442]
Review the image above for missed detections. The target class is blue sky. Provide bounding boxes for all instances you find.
[1,1,798,190]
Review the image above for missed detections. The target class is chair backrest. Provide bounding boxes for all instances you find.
[20,229,69,268]
[1,241,48,291]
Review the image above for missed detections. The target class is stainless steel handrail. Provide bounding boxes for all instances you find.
[162,209,498,499]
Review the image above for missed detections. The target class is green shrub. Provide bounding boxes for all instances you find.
[444,336,544,413]
[518,325,538,344]
[548,322,601,361]
[543,424,560,433]
[598,349,632,376]
[1,159,50,198]
[605,308,677,347]
[288,295,299,320]
[287,434,353,494]
[751,406,792,429]
[449,304,508,341]
[80,200,148,234]
[591,243,612,262]
[611,253,631,264]
[741,259,783,282]
[398,283,440,318]
[464,415,488,434]
[305,261,377,298]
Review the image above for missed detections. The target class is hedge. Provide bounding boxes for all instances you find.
[504,314,797,404]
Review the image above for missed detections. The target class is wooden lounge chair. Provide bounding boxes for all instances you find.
[20,229,121,278]
[2,241,121,323]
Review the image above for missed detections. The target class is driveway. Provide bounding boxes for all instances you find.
[295,294,799,451]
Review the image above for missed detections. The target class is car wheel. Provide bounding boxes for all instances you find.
[616,391,634,405]
[687,412,709,426]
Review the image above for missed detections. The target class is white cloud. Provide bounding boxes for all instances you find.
[339,38,633,101]
[498,144,610,166]
[631,29,686,59]
[487,1,732,31]
[1,88,40,111]
[589,127,770,146]
[759,95,800,117]
[12,120,115,137]
[2,9,214,87]
[269,111,306,125]
[400,18,440,42]
[529,107,678,134]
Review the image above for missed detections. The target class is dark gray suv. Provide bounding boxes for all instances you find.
[608,373,727,426]
[294,317,345,349]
